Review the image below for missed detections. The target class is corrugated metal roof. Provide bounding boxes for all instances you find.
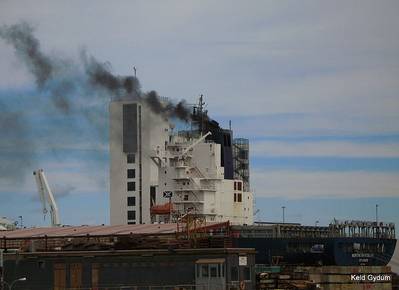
[0,224,180,239]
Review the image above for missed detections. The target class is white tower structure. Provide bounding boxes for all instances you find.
[109,100,169,225]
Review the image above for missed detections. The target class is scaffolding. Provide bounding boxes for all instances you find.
[233,138,250,191]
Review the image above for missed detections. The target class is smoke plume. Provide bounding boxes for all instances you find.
[0,101,35,184]
[81,51,191,121]
[145,90,191,121]
[0,22,192,184]
[0,22,53,88]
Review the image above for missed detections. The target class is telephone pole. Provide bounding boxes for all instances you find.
[282,206,286,224]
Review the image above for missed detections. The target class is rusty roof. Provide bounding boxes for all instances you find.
[1,224,181,239]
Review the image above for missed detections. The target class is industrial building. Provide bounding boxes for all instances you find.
[0,224,256,290]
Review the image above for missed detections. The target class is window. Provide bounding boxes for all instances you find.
[237,182,242,191]
[210,265,218,277]
[201,265,209,277]
[127,154,135,164]
[231,266,238,281]
[237,193,242,202]
[127,196,136,206]
[127,210,136,220]
[127,169,135,179]
[234,193,237,202]
[243,267,251,281]
[37,260,45,269]
[150,186,156,207]
[128,221,136,225]
[234,182,237,190]
[184,195,189,201]
[127,182,136,191]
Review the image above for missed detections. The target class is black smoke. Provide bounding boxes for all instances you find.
[81,51,191,121]
[0,22,53,88]
[0,101,35,184]
[0,22,192,184]
[81,52,140,98]
[145,90,191,121]
[0,22,192,119]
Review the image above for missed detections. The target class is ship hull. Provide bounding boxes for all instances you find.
[233,237,397,266]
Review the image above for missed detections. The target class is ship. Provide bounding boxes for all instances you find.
[0,96,397,290]
[1,97,396,270]
[147,96,397,267]
[232,221,396,266]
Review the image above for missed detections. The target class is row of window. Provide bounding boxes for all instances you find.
[127,154,136,223]
[196,264,224,278]
[196,264,251,281]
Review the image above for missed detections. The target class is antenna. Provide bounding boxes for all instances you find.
[198,94,206,135]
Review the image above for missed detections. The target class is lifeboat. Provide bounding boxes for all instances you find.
[150,202,173,215]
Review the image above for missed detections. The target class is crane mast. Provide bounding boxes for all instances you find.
[33,169,61,227]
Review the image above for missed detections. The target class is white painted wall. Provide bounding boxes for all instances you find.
[155,134,254,225]
[109,100,169,225]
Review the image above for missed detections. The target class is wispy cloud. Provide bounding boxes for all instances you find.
[252,169,399,199]
[1,159,107,198]
[0,1,398,227]
[251,140,399,158]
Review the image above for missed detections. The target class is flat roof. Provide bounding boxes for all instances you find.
[1,222,229,239]
[0,224,180,239]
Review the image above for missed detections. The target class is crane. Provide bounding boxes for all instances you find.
[181,131,212,157]
[33,169,61,227]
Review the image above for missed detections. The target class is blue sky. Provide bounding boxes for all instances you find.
[0,1,398,268]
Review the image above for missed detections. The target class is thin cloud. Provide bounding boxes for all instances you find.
[252,170,399,199]
[251,140,399,158]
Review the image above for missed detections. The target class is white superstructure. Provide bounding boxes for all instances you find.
[109,100,169,225]
[151,131,254,225]
[109,97,253,226]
